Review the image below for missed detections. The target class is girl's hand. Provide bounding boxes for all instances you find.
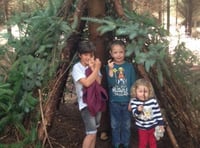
[159,125,165,132]
[137,105,143,112]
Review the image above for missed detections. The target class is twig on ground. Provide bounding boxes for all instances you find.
[38,89,53,148]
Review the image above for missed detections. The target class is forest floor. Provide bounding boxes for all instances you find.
[46,96,172,148]
[0,80,195,148]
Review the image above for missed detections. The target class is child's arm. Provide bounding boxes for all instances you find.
[107,59,114,77]
[128,99,132,111]
[88,57,102,84]
[130,99,143,116]
[96,74,102,84]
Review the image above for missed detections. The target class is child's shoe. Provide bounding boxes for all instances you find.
[100,132,109,141]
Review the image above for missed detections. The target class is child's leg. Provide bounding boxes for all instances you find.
[81,107,99,148]
[121,103,131,147]
[138,129,148,148]
[149,128,157,148]
[98,105,110,141]
[82,134,96,148]
[109,102,121,146]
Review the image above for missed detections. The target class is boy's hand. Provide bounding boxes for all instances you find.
[89,58,101,70]
[108,59,114,70]
[107,59,114,77]
[89,57,95,69]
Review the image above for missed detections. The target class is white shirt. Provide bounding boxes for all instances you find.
[72,62,102,110]
[72,62,88,110]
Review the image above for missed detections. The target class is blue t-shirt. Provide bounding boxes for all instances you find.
[106,61,136,103]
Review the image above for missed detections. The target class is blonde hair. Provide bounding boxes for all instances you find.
[130,78,155,99]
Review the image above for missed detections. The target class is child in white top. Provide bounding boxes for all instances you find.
[72,41,102,148]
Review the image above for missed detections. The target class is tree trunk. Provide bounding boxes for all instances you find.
[3,0,12,38]
[167,0,170,34]
[187,0,193,35]
[113,0,125,19]
[88,0,106,64]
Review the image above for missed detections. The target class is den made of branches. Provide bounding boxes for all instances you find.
[0,0,200,147]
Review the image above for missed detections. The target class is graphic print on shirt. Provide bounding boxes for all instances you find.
[138,106,153,121]
[112,67,128,96]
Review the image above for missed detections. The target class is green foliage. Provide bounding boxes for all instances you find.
[171,42,200,109]
[0,126,40,148]
[172,42,199,68]
[0,83,23,131]
[0,73,38,146]
[0,0,74,146]
[171,42,199,83]
[82,10,169,85]
[0,49,16,81]
[10,55,47,90]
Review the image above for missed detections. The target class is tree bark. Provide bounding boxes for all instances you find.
[3,0,12,38]
[187,0,193,35]
[88,0,106,64]
[113,0,125,19]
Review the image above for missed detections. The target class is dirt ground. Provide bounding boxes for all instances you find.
[46,100,172,148]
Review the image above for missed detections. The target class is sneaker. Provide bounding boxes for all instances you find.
[112,144,120,148]
[123,144,129,148]
[100,132,109,141]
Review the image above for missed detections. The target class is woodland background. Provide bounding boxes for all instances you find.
[0,0,200,147]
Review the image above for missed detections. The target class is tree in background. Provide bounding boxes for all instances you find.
[177,0,200,35]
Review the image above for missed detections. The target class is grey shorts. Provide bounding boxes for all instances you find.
[81,107,102,135]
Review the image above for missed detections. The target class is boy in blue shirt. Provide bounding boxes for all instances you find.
[106,40,136,148]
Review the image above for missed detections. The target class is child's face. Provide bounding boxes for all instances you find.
[110,45,125,64]
[136,85,149,101]
[79,53,94,66]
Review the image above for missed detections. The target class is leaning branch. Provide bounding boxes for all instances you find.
[37,0,88,141]
[112,0,125,18]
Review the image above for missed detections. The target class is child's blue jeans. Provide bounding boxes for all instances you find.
[109,102,131,147]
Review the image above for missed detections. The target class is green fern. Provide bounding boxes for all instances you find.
[0,0,73,146]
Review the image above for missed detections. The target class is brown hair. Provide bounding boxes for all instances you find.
[78,40,96,55]
[109,40,126,51]
[130,78,155,99]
